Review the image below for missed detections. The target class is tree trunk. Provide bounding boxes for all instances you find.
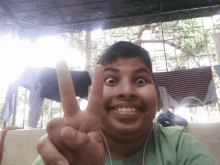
[85,31,92,72]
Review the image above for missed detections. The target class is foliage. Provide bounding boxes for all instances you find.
[0,102,5,128]
[91,26,141,65]
[40,99,62,128]
[65,31,86,52]
[158,18,217,69]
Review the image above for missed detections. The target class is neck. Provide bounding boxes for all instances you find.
[101,129,151,160]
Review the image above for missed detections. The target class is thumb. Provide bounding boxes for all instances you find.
[60,126,90,149]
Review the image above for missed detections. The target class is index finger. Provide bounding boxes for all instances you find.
[87,64,104,117]
[56,60,80,117]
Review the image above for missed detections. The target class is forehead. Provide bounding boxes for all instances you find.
[104,57,149,71]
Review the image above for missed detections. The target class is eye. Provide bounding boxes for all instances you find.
[135,78,146,84]
[105,77,116,84]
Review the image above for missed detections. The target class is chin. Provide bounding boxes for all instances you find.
[102,120,150,139]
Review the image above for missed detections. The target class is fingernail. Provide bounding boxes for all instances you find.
[57,161,68,165]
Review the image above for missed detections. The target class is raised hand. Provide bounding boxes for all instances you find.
[37,60,105,165]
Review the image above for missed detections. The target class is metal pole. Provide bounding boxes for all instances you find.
[12,91,18,126]
[41,109,43,128]
[23,89,27,128]
[195,106,198,122]
[159,16,169,72]
[206,105,210,122]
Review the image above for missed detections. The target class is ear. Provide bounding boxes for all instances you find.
[88,86,92,97]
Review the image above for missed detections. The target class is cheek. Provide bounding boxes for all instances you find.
[139,86,157,114]
[140,86,157,101]
[103,86,113,107]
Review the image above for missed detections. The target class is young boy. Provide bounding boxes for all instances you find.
[33,41,218,165]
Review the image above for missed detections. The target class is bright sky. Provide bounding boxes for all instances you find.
[0,29,104,113]
[0,34,86,98]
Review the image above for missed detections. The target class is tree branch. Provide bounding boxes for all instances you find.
[137,25,150,39]
[135,23,161,41]
[70,33,85,52]
[133,39,200,66]
[198,53,215,57]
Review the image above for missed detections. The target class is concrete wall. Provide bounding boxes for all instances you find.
[0,129,46,165]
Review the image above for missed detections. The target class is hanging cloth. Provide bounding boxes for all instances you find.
[1,68,45,128]
[39,68,92,102]
[154,67,217,110]
[214,65,220,80]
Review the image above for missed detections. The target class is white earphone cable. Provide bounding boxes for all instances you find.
[100,130,113,165]
[100,123,154,165]
[142,124,154,165]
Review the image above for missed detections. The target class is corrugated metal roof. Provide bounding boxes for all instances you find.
[0,0,220,41]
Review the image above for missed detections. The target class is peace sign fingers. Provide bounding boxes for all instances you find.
[87,64,104,117]
[56,60,80,118]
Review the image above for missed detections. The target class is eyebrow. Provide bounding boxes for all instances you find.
[104,67,152,76]
[135,68,152,76]
[104,67,118,72]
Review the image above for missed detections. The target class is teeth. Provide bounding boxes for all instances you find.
[118,108,123,112]
[117,107,137,112]
[122,108,127,112]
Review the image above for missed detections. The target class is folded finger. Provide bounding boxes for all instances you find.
[60,126,104,165]
[46,117,74,161]
[56,60,80,117]
[87,64,104,117]
[37,134,69,165]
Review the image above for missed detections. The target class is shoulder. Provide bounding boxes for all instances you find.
[152,123,218,165]
[32,155,44,165]
[153,122,185,143]
[152,123,185,152]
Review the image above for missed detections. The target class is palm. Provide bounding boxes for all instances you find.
[54,60,105,165]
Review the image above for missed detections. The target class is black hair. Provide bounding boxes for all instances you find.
[96,41,153,75]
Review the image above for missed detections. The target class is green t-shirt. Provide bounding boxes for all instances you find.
[32,123,218,165]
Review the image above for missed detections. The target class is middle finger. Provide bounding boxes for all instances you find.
[87,64,104,117]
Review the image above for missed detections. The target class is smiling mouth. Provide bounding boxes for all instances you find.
[109,107,144,114]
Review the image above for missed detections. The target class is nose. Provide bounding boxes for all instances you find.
[116,80,137,100]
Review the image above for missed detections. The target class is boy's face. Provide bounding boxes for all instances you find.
[100,57,157,140]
